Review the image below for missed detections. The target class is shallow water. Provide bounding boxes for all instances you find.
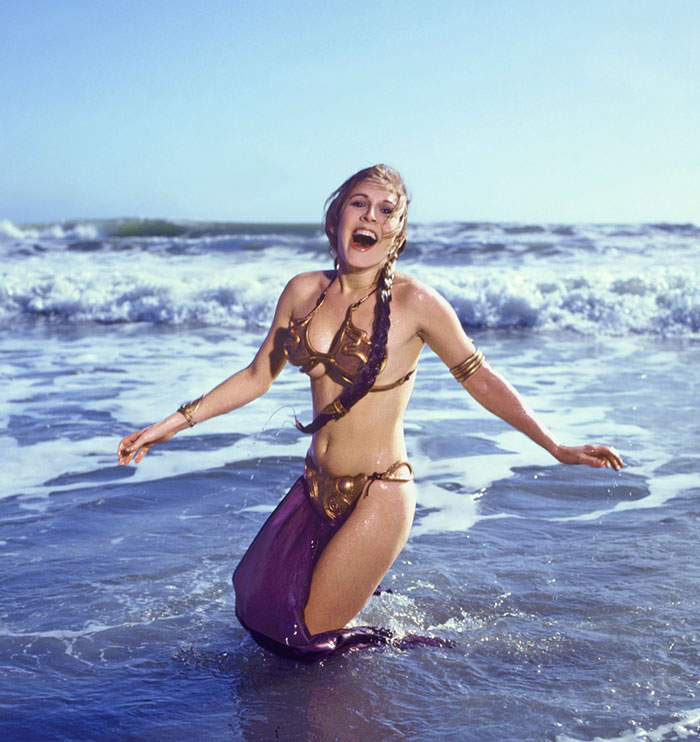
[2,220,700,741]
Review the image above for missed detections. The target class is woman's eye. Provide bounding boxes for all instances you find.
[381,207,394,215]
[350,200,365,208]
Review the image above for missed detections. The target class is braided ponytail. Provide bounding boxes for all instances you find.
[295,245,402,434]
[294,164,409,435]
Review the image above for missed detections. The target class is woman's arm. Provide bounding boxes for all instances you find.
[414,282,623,471]
[118,277,299,466]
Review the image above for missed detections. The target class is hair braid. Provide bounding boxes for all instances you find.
[295,245,402,434]
[294,163,409,434]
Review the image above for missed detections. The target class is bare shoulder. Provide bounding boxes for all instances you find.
[393,271,474,362]
[392,271,454,320]
[281,270,333,306]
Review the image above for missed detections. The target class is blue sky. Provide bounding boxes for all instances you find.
[1,0,698,224]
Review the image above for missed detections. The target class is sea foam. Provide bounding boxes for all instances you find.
[1,218,698,336]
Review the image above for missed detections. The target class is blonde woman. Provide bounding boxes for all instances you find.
[118,164,623,661]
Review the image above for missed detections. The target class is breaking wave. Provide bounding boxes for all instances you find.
[1,218,698,336]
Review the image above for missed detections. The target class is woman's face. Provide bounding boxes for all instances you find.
[335,179,402,272]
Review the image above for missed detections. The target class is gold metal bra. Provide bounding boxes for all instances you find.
[284,274,414,391]
[304,454,414,521]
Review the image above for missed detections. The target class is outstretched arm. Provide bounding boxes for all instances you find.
[415,284,623,471]
[118,278,298,465]
[459,363,623,469]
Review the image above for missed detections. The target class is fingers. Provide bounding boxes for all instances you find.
[586,453,607,469]
[601,446,624,471]
[607,446,624,470]
[118,441,129,465]
[118,431,147,466]
[574,443,623,471]
[118,443,135,466]
[119,444,149,466]
[592,445,624,472]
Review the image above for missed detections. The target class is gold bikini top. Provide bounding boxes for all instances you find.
[284,275,414,392]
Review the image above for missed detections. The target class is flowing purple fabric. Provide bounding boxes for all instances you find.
[233,474,452,662]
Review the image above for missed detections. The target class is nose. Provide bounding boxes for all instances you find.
[361,203,377,222]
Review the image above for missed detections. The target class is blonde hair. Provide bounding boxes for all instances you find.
[324,164,410,260]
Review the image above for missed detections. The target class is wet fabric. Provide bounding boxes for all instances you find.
[233,473,452,662]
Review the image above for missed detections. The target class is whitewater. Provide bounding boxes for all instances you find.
[1,217,699,741]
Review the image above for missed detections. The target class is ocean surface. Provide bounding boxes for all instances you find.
[1,218,699,741]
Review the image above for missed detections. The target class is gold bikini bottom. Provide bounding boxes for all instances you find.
[304,454,414,522]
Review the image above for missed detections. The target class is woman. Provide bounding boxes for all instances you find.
[118,164,623,662]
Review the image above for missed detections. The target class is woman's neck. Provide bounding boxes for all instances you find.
[335,266,382,293]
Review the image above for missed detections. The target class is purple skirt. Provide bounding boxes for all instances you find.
[233,474,451,662]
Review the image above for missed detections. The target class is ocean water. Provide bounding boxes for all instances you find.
[1,218,699,741]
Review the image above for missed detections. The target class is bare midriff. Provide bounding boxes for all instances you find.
[307,370,417,476]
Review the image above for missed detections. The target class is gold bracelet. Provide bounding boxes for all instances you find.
[177,395,204,427]
[450,349,485,383]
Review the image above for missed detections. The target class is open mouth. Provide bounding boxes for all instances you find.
[351,229,378,248]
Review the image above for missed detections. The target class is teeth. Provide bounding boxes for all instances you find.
[352,229,378,247]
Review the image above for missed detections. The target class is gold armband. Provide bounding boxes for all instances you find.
[450,349,485,383]
[177,395,204,427]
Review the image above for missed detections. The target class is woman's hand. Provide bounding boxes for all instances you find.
[553,444,624,471]
[117,415,184,465]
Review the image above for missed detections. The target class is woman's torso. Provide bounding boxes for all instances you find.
[285,271,424,475]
